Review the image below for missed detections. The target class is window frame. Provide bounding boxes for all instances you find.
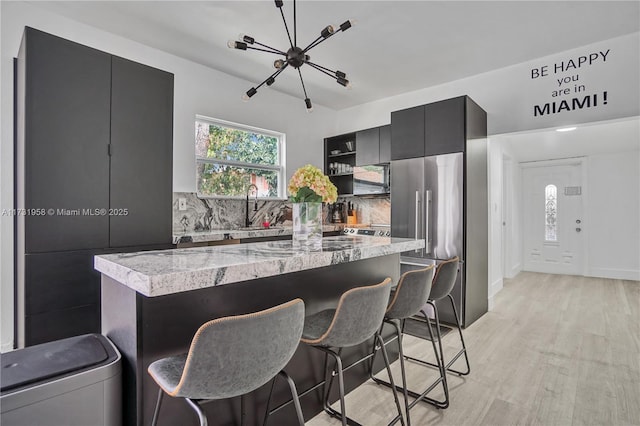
[195,115,286,199]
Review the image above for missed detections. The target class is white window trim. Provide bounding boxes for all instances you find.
[195,115,287,200]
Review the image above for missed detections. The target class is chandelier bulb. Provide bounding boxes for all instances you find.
[337,77,351,88]
[227,40,236,49]
[321,25,335,39]
[242,87,257,101]
[274,59,285,69]
[340,19,357,32]
[239,34,255,44]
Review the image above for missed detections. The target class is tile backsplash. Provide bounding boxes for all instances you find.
[173,192,390,235]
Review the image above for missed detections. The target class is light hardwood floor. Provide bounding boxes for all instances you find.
[307,272,640,425]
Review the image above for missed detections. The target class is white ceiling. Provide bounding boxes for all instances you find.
[29,1,640,110]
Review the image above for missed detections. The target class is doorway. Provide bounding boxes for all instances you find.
[522,159,585,275]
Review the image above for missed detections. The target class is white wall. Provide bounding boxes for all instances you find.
[587,151,640,280]
[0,1,338,351]
[332,33,639,136]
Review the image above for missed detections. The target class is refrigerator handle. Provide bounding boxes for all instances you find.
[414,190,421,253]
[425,189,432,253]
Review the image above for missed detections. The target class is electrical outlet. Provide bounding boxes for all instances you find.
[178,198,187,211]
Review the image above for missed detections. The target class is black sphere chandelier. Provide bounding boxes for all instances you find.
[228,0,354,111]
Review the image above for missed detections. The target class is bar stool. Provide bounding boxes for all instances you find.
[369,265,445,424]
[147,299,305,426]
[300,278,406,426]
[403,256,470,409]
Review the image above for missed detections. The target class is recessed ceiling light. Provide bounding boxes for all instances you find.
[556,126,577,132]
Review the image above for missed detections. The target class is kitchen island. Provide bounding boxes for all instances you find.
[96,235,423,426]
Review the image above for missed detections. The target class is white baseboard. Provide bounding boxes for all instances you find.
[587,267,640,281]
[488,278,503,311]
[506,262,522,279]
[491,278,504,297]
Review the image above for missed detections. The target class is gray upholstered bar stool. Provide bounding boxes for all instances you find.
[403,256,470,409]
[369,264,443,424]
[300,278,406,426]
[147,299,305,426]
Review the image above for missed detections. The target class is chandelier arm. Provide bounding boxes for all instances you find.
[302,35,323,53]
[253,41,287,55]
[296,68,309,99]
[304,29,342,53]
[306,61,338,75]
[307,62,338,80]
[246,46,287,55]
[255,64,289,91]
[279,7,295,50]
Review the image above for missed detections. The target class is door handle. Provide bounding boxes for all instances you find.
[414,191,421,252]
[425,190,432,253]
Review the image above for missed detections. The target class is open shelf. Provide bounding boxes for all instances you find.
[328,152,356,158]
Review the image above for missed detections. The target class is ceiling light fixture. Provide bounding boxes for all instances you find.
[556,126,577,132]
[228,0,355,112]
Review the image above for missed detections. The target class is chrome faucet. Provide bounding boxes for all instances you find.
[245,184,258,227]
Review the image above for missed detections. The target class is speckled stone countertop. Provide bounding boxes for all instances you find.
[95,236,424,297]
[172,224,345,244]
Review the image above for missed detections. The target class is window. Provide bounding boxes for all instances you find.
[195,117,285,198]
[545,184,557,241]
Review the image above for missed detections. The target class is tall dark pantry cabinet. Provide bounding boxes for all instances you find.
[15,27,174,347]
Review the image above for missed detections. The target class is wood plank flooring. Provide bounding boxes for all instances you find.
[306,272,640,425]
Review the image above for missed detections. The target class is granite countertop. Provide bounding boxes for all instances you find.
[173,224,345,244]
[95,236,424,297]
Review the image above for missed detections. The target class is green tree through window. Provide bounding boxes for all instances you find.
[196,118,284,197]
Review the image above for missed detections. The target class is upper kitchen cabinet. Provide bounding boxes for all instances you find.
[19,27,112,253]
[355,127,379,166]
[424,96,466,156]
[17,28,174,253]
[355,125,391,166]
[390,96,486,159]
[391,105,425,160]
[110,57,173,247]
[379,125,391,163]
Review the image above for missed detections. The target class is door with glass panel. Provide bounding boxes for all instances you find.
[522,161,584,275]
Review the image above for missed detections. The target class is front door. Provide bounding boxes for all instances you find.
[522,161,584,275]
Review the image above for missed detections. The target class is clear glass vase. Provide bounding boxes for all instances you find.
[292,202,323,251]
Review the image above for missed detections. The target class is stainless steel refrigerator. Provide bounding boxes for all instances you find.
[391,149,488,327]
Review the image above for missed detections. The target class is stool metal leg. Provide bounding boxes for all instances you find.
[375,331,407,426]
[447,294,470,376]
[263,371,305,426]
[151,388,164,426]
[279,371,305,426]
[185,398,208,426]
[371,310,449,412]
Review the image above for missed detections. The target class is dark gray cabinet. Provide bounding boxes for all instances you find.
[391,105,425,160]
[355,125,391,166]
[391,96,482,160]
[425,97,466,156]
[355,127,379,166]
[379,125,391,163]
[17,27,174,346]
[110,57,173,247]
[22,28,111,253]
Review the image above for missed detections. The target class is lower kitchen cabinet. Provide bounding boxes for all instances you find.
[25,305,101,347]
[24,250,101,346]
